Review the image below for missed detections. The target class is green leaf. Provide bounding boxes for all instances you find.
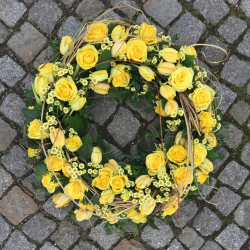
[181,55,195,68]
[171,34,179,43]
[31,82,42,107]
[78,133,93,160]
[92,196,100,205]
[147,219,159,230]
[108,23,115,34]
[67,113,85,135]
[34,163,47,181]
[206,149,219,161]
[73,63,80,79]
[164,132,173,150]
[96,50,111,70]
[22,108,40,126]
[83,172,92,183]
[217,109,223,121]
[145,87,157,105]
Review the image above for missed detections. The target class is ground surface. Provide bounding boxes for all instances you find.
[0,0,250,249]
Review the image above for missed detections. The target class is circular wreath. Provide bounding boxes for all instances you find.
[22,5,224,231]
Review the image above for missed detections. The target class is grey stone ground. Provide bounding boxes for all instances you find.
[0,0,250,249]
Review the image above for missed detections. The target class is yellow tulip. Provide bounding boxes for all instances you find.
[104,159,119,174]
[121,189,131,201]
[138,66,156,81]
[160,85,176,102]
[91,146,102,164]
[99,190,115,204]
[135,175,151,189]
[60,36,73,55]
[140,197,156,216]
[185,46,197,57]
[161,48,180,63]
[50,128,65,148]
[155,104,168,117]
[70,95,86,111]
[90,70,108,82]
[52,193,71,208]
[92,83,110,95]
[198,158,213,174]
[111,39,127,57]
[157,62,175,76]
[74,203,94,221]
[34,75,48,97]
[195,169,209,184]
[165,100,179,118]
[111,25,127,41]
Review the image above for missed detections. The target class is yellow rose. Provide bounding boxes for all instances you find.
[165,100,179,118]
[161,48,180,63]
[110,175,128,194]
[60,36,73,55]
[208,131,217,148]
[104,159,119,174]
[45,155,66,171]
[70,95,86,111]
[199,111,215,134]
[92,167,113,190]
[50,128,65,148]
[76,45,99,70]
[64,178,88,200]
[91,146,102,164]
[42,172,59,193]
[90,70,108,83]
[55,75,77,101]
[38,63,54,83]
[140,22,157,45]
[34,75,48,97]
[74,203,94,221]
[109,64,130,87]
[99,190,115,204]
[162,196,179,216]
[146,151,166,176]
[127,38,147,62]
[155,104,168,117]
[126,208,147,224]
[62,162,73,178]
[138,66,156,81]
[189,85,215,111]
[198,158,213,174]
[195,169,208,184]
[52,193,71,208]
[111,39,127,57]
[121,189,131,201]
[28,119,49,139]
[157,62,175,76]
[167,145,187,165]
[140,197,156,216]
[194,143,207,166]
[65,135,82,152]
[173,167,193,186]
[160,85,176,102]
[169,67,194,92]
[85,23,108,42]
[185,46,197,57]
[105,211,118,224]
[92,83,110,95]
[111,25,127,41]
[135,175,151,189]
[28,148,38,157]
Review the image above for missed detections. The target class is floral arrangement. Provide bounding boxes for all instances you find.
[22,5,224,232]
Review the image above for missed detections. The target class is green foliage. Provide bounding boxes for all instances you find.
[34,163,47,181]
[22,108,41,126]
[32,184,47,192]
[181,55,195,68]
[108,23,115,34]
[78,133,93,160]
[67,113,86,136]
[47,40,61,62]
[206,149,219,161]
[145,129,160,139]
[145,87,157,105]
[164,132,173,150]
[133,223,140,237]
[105,222,112,235]
[108,85,128,103]
[147,218,159,230]
[83,172,92,183]
[96,50,111,70]
[92,196,100,205]
[115,219,130,237]
[171,34,179,43]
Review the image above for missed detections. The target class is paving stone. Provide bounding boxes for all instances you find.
[0,0,27,27]
[237,29,250,58]
[167,239,185,250]
[234,200,250,229]
[223,123,243,149]
[248,83,250,96]
[0,166,13,198]
[0,22,8,43]
[218,16,247,43]
[143,0,182,27]
[7,22,47,64]
[0,186,38,225]
[229,101,250,125]
[0,215,11,245]
[113,238,146,250]
[100,10,120,19]
[130,144,138,155]
[201,241,222,250]
[3,231,36,250]
[0,118,17,152]
[51,218,80,250]
[57,16,81,38]
[197,60,211,81]
[61,0,76,7]
[241,143,250,167]
[178,226,204,250]
[73,216,98,231]
[242,179,250,197]
[199,177,217,198]
[0,55,25,87]
[193,207,222,236]
[202,36,227,65]
[103,140,124,161]
[141,218,174,249]
[28,0,62,33]
[218,161,249,189]
[72,240,98,250]
[0,83,5,94]
[172,201,198,227]
[221,55,250,87]
[40,242,60,250]
[125,98,155,122]
[193,0,229,25]
[43,196,73,220]
[168,12,206,44]
[215,224,249,250]
[240,0,250,18]
[87,97,118,126]
[24,0,33,4]
[33,46,54,69]
[111,0,140,16]
[22,213,56,243]
[21,75,34,90]
[1,145,30,178]
[210,186,241,216]
[89,223,121,250]
[76,0,105,20]
[107,107,141,147]
[22,174,49,202]
[227,0,238,4]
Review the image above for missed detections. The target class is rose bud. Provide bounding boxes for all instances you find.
[165,100,179,118]
[93,83,110,95]
[74,203,94,221]
[111,25,127,41]
[160,85,176,101]
[60,36,73,55]
[52,193,71,208]
[91,146,102,164]
[140,197,156,216]
[198,158,213,175]
[99,190,115,204]
[160,48,180,63]
[138,66,156,81]
[157,62,175,76]
[34,75,48,97]
[50,128,65,148]
[70,95,86,111]
[111,39,127,57]
[135,175,151,189]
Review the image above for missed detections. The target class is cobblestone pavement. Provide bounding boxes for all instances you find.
[0,0,250,249]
